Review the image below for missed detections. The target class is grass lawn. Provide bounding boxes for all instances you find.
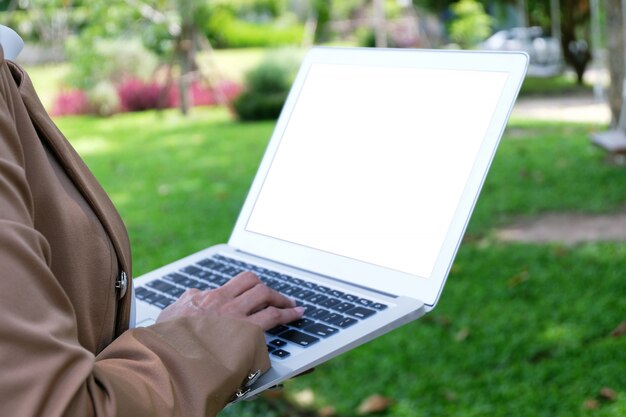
[54,108,626,416]
[519,74,593,97]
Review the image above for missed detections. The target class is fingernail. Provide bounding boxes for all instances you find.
[294,306,305,315]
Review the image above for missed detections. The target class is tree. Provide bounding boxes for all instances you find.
[559,0,592,84]
[448,0,493,49]
[606,0,624,127]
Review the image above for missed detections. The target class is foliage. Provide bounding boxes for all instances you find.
[64,37,159,90]
[117,78,170,113]
[54,110,626,416]
[212,18,304,48]
[87,81,120,117]
[448,0,494,49]
[232,49,302,120]
[204,6,304,48]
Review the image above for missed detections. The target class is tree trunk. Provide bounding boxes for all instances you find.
[560,0,592,85]
[607,0,624,128]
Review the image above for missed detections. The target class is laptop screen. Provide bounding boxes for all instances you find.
[245,62,509,279]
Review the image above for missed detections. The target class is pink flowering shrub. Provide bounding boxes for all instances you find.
[117,78,173,112]
[50,89,91,117]
[168,80,243,108]
[49,77,242,116]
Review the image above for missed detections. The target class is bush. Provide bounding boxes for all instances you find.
[65,37,159,90]
[50,89,91,117]
[205,8,304,48]
[449,0,494,49]
[232,49,301,120]
[117,78,171,112]
[232,91,289,120]
[87,81,120,117]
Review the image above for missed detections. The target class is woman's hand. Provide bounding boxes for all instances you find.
[156,271,304,330]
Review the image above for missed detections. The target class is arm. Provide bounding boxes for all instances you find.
[0,53,300,417]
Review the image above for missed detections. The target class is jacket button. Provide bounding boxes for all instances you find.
[116,271,128,299]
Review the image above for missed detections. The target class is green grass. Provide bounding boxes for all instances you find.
[56,107,275,275]
[54,110,626,417]
[519,74,593,97]
[22,62,70,109]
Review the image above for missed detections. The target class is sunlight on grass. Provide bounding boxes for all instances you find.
[540,323,583,347]
[72,136,117,156]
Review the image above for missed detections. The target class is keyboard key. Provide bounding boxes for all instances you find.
[177,277,198,288]
[186,279,208,290]
[135,287,156,300]
[146,280,174,292]
[267,325,289,335]
[267,345,276,353]
[335,317,359,328]
[282,286,299,296]
[356,298,373,307]
[309,308,331,321]
[371,302,388,310]
[142,290,163,304]
[193,282,210,290]
[279,329,320,347]
[303,323,339,338]
[331,302,355,313]
[323,313,345,325]
[346,306,377,319]
[181,265,211,279]
[290,277,304,285]
[301,281,318,290]
[163,285,186,298]
[270,339,287,348]
[288,318,314,329]
[316,285,331,293]
[318,298,341,309]
[214,276,230,286]
[329,289,344,298]
[301,304,318,316]
[163,272,187,284]
[341,293,359,302]
[293,289,315,300]
[307,294,329,304]
[197,258,220,269]
[271,349,291,359]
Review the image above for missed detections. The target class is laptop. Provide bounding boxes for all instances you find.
[132,46,528,401]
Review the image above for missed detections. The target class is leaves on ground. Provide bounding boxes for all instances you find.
[598,387,618,402]
[507,269,530,288]
[610,320,626,337]
[356,394,393,415]
[454,327,470,342]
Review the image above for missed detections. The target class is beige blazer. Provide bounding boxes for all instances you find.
[0,47,269,416]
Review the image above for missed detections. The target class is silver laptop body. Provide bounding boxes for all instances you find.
[133,46,528,400]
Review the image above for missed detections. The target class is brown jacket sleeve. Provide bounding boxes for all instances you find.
[0,46,269,417]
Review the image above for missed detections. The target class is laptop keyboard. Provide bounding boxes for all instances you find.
[135,254,387,359]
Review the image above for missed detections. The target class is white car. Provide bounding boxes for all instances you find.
[481,27,563,77]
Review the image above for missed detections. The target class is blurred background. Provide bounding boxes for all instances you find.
[2,1,625,416]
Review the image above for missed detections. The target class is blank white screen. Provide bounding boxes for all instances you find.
[246,63,508,278]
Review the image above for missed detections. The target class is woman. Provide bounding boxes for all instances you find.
[0,30,303,417]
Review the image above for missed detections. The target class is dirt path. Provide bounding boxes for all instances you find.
[496,212,626,244]
[499,93,626,244]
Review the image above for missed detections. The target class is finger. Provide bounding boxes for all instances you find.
[231,283,296,315]
[246,306,304,331]
[218,271,261,298]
